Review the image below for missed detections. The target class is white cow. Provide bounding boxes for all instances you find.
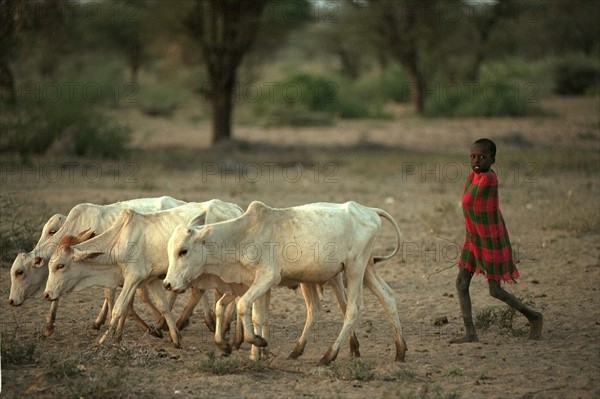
[163,201,407,365]
[183,211,360,360]
[35,213,67,248]
[44,199,244,348]
[8,196,192,336]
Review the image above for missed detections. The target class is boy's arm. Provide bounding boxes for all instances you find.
[471,172,499,239]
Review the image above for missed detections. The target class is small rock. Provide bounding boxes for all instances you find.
[433,316,449,326]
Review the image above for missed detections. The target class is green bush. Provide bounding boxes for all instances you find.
[554,55,599,95]
[253,70,402,125]
[424,79,548,117]
[260,103,335,127]
[0,100,131,158]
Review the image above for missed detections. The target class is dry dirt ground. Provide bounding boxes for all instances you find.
[1,97,599,398]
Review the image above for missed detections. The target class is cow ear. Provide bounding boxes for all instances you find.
[74,251,104,261]
[194,225,212,242]
[33,257,46,268]
[188,212,207,227]
[77,228,96,241]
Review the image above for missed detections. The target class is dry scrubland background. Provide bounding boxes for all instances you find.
[1,97,599,398]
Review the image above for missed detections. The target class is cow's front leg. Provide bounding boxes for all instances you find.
[214,293,237,355]
[237,268,279,349]
[249,290,271,361]
[44,299,59,337]
[146,278,182,349]
[99,280,138,345]
[92,289,112,330]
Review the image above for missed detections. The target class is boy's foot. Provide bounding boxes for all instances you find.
[529,312,543,340]
[449,334,479,344]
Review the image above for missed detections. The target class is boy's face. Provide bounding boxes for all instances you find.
[470,143,495,173]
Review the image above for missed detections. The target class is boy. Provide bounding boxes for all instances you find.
[451,138,543,343]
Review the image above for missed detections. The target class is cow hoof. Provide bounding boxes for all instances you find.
[91,321,102,330]
[177,318,191,331]
[318,347,337,366]
[247,335,268,348]
[232,335,243,351]
[148,325,164,338]
[288,349,303,360]
[44,326,55,337]
[205,314,216,333]
[216,341,232,355]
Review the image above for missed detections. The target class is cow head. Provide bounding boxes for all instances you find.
[163,223,212,293]
[43,230,101,301]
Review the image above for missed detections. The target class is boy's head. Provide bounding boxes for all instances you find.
[470,138,496,173]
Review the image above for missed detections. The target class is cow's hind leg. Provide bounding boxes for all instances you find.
[329,274,361,357]
[363,262,407,361]
[319,259,366,366]
[289,283,320,359]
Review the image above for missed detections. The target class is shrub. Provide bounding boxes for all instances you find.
[1,333,38,365]
[554,55,600,95]
[0,100,131,158]
[425,79,548,117]
[0,196,44,262]
[253,70,399,125]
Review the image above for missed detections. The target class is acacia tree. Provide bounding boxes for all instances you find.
[0,0,23,104]
[369,0,438,114]
[185,0,268,143]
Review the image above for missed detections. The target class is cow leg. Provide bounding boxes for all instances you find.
[99,279,139,345]
[93,297,109,330]
[214,293,237,354]
[237,269,279,348]
[145,278,182,348]
[250,290,271,361]
[363,262,407,362]
[176,287,206,331]
[137,285,163,325]
[329,274,361,357]
[92,288,114,330]
[232,305,244,351]
[127,298,163,338]
[44,299,59,337]
[288,283,320,359]
[319,258,367,366]
[220,294,236,336]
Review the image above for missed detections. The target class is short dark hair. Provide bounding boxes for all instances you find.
[474,138,496,158]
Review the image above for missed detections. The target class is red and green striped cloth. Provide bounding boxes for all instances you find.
[459,170,520,282]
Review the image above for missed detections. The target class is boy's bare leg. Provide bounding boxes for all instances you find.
[450,267,479,343]
[488,280,543,339]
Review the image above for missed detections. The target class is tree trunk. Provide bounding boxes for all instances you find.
[0,61,16,104]
[406,64,426,114]
[210,70,236,143]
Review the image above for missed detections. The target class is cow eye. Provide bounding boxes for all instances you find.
[56,264,65,270]
[15,270,24,277]
[178,249,188,257]
[48,230,57,235]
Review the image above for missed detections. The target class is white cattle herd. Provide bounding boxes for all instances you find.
[9,196,406,365]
